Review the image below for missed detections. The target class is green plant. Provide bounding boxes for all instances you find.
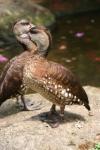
[93,143,100,150]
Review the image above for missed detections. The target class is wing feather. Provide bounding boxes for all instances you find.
[33,58,89,105]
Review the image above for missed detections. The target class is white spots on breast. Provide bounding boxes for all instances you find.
[77,99,82,105]
[61,89,66,95]
[69,93,72,98]
[55,90,58,95]
[74,95,77,99]
[50,89,53,93]
[67,88,70,92]
[61,89,69,98]
[20,84,24,88]
[61,96,64,100]
[46,87,50,91]
[40,75,83,106]
[43,80,46,84]
[64,92,68,98]
[61,89,73,99]
[48,81,51,84]
[58,85,62,88]
[73,96,77,101]
[52,82,55,86]
[54,85,57,89]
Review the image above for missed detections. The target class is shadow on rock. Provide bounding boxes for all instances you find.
[0,102,21,118]
[0,98,43,118]
[28,110,86,127]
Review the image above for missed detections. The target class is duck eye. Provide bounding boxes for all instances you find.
[30,27,38,34]
[21,22,29,25]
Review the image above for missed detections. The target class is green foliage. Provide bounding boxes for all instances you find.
[93,143,100,150]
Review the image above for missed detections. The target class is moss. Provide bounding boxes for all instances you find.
[0,4,55,28]
[93,143,100,150]
[0,4,55,49]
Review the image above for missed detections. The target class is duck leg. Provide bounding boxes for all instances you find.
[40,104,62,128]
[46,104,65,128]
[50,104,57,115]
[20,94,29,111]
[16,94,34,111]
[60,105,65,121]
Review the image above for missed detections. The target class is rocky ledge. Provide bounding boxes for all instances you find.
[0,0,55,49]
[0,86,100,150]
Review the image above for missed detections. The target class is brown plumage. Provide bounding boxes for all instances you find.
[23,26,91,125]
[23,55,90,110]
[0,51,32,109]
[0,19,52,110]
[0,19,35,109]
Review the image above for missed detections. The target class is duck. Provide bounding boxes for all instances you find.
[0,19,51,110]
[23,26,91,126]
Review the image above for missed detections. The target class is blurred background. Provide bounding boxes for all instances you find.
[0,0,100,87]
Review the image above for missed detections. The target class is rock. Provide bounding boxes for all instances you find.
[0,0,55,48]
[0,86,100,150]
[0,0,55,27]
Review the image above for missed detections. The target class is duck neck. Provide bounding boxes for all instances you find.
[18,37,37,53]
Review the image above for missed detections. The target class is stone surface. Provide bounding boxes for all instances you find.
[0,0,55,49]
[0,0,55,27]
[0,86,100,150]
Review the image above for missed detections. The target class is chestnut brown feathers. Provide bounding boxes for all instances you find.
[23,26,91,121]
[23,54,90,119]
[0,51,31,108]
[0,19,52,110]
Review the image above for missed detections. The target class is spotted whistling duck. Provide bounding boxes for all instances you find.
[23,26,91,126]
[0,20,51,110]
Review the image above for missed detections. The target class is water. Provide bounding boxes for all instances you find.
[0,12,100,87]
[48,12,100,87]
